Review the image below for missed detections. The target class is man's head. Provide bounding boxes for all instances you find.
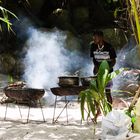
[93,30,104,44]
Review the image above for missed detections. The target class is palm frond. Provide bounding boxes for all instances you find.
[0,6,18,32]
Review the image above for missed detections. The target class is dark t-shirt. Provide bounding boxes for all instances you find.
[90,41,116,74]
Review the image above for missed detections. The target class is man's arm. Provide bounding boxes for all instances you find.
[109,58,116,67]
[89,42,94,57]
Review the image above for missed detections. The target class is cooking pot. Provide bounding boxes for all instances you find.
[58,76,79,87]
[80,76,97,86]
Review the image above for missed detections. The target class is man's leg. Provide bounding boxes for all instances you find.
[105,88,112,110]
[105,88,112,104]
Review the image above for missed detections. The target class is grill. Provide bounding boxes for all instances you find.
[51,86,87,96]
[2,82,46,122]
[3,81,45,106]
[4,87,45,102]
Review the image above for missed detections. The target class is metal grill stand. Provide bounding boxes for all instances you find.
[3,88,46,123]
[52,96,69,124]
[3,99,46,123]
[51,86,87,124]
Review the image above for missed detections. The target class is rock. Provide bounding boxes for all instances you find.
[14,59,25,76]
[103,28,127,50]
[0,54,16,74]
[28,0,45,15]
[47,9,75,32]
[113,69,140,96]
[123,46,140,69]
[72,7,89,27]
[112,98,129,109]
[65,31,82,51]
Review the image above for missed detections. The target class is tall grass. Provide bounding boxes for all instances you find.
[127,0,140,45]
[0,1,18,32]
[132,0,140,45]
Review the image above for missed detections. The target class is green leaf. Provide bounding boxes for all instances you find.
[87,93,96,117]
[90,80,98,92]
[0,6,18,32]
[131,116,136,124]
[79,59,125,120]
[107,68,125,82]
[90,89,100,102]
[131,0,140,45]
[112,89,133,95]
[114,8,119,18]
[80,91,86,120]
[8,75,14,84]
[97,60,109,93]
[114,7,126,18]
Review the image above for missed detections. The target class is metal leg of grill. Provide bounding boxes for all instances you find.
[65,96,68,124]
[38,99,45,122]
[4,102,22,121]
[52,96,57,123]
[52,96,69,124]
[54,101,69,123]
[16,102,22,119]
[27,106,30,123]
[18,106,22,119]
[4,103,8,120]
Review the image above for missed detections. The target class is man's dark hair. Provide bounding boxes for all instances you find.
[93,30,103,37]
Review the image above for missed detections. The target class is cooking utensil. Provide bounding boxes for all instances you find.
[80,76,97,86]
[58,76,79,87]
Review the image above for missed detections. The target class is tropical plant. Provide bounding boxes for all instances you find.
[80,60,124,122]
[0,0,18,32]
[126,0,140,45]
[114,0,140,45]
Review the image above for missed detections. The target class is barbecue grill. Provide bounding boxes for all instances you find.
[4,87,45,103]
[51,85,88,124]
[2,83,46,123]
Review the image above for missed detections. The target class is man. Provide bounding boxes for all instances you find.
[90,30,116,105]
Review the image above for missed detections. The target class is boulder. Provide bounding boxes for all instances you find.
[72,7,89,27]
[112,69,140,96]
[47,9,75,32]
[28,0,45,15]
[103,28,127,49]
[0,54,16,74]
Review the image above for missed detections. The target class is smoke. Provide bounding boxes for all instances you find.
[23,28,66,89]
[114,37,138,70]
[23,28,92,89]
[21,25,93,104]
[112,38,140,95]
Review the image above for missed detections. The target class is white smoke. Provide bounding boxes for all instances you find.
[24,28,66,89]
[23,27,93,89]
[22,26,93,105]
[112,38,140,96]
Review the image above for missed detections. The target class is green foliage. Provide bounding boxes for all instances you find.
[80,60,124,121]
[125,107,136,127]
[131,0,140,45]
[114,0,140,45]
[8,74,14,84]
[114,8,126,18]
[0,1,18,32]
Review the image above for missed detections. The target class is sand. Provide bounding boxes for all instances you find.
[0,91,137,140]
[0,97,102,140]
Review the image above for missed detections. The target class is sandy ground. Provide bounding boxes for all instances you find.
[0,106,100,140]
[0,90,135,140]
[0,92,102,140]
